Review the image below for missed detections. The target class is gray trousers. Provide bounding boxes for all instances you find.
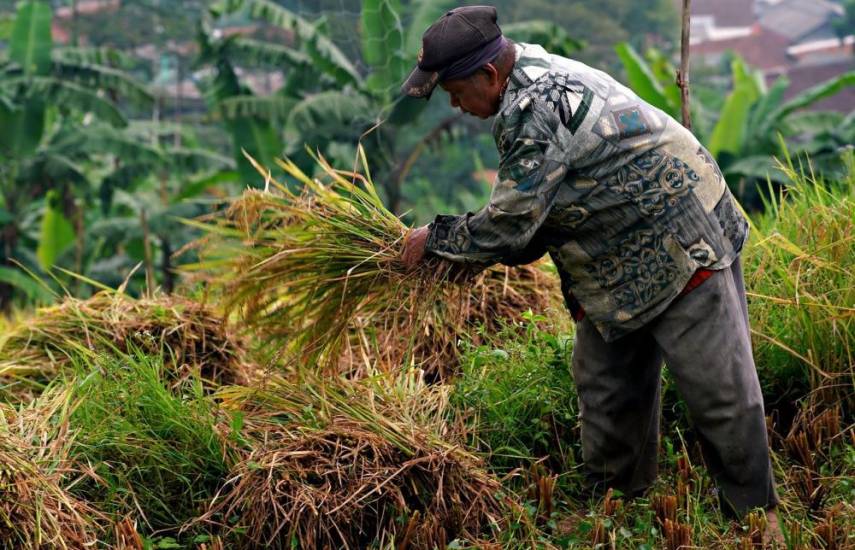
[571,257,778,516]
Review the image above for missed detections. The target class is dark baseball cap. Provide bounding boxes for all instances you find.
[401,5,502,98]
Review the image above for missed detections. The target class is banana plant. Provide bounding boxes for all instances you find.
[615,42,855,206]
[0,1,151,310]
[204,0,584,212]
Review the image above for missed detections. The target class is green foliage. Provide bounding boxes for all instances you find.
[36,190,75,271]
[503,20,584,58]
[449,313,579,473]
[9,1,52,76]
[744,150,855,410]
[362,0,407,97]
[66,351,229,532]
[614,42,678,117]
[708,57,761,158]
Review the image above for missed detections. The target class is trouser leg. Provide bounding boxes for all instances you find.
[571,317,663,496]
[649,257,778,516]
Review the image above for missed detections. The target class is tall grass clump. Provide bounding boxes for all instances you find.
[65,351,232,533]
[0,291,252,399]
[744,151,854,413]
[341,261,562,381]
[449,314,580,475]
[201,371,528,548]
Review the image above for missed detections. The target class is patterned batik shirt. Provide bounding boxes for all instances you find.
[425,43,749,342]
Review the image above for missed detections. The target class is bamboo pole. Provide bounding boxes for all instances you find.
[677,0,693,130]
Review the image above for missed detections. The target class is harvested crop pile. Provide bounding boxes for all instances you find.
[0,290,252,395]
[343,261,562,381]
[0,392,102,549]
[191,150,561,373]
[203,373,520,548]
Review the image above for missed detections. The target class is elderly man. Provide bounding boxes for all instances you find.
[400,4,783,541]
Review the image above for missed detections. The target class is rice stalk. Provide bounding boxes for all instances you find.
[744,151,854,412]
[201,372,528,548]
[0,290,253,399]
[341,261,563,381]
[0,388,103,549]
[187,149,561,373]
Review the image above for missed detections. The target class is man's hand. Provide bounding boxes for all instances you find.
[402,225,430,270]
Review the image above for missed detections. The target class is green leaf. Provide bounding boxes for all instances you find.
[504,21,584,58]
[53,61,154,108]
[212,95,297,122]
[725,154,786,181]
[211,0,361,87]
[780,110,844,136]
[221,37,310,69]
[0,266,54,302]
[362,0,408,96]
[770,71,855,126]
[37,190,75,270]
[0,98,45,157]
[52,46,136,69]
[1,76,127,126]
[176,171,239,201]
[614,42,672,114]
[707,57,761,158]
[10,1,52,77]
[285,91,374,149]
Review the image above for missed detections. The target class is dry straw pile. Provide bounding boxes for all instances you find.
[0,291,252,398]
[203,372,521,548]
[0,390,102,549]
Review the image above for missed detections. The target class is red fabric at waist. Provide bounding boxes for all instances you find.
[567,268,715,322]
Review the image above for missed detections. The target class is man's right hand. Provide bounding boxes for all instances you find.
[402,225,430,270]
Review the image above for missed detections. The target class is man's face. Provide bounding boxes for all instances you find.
[439,64,502,119]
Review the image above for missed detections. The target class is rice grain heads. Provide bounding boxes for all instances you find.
[189,150,562,374]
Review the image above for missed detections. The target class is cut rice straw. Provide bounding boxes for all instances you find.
[185,148,459,366]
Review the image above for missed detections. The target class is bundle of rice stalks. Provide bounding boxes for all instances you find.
[202,372,525,548]
[189,149,562,373]
[0,390,103,549]
[0,290,252,397]
[343,261,563,381]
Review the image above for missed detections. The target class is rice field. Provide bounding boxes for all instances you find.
[0,151,852,549]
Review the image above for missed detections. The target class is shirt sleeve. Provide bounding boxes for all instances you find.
[425,97,567,264]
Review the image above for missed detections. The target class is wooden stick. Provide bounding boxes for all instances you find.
[140,209,155,297]
[677,0,693,130]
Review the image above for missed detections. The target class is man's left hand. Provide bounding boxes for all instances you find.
[402,225,430,270]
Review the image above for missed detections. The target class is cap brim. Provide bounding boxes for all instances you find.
[401,65,440,98]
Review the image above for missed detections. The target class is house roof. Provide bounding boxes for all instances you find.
[758,0,844,42]
[692,26,792,71]
[688,0,757,28]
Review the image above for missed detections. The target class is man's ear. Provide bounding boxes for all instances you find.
[483,63,500,87]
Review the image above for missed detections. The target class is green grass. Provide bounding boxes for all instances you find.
[449,312,581,477]
[64,351,231,535]
[744,151,855,413]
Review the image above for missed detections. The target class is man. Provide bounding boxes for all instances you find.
[399,5,784,542]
